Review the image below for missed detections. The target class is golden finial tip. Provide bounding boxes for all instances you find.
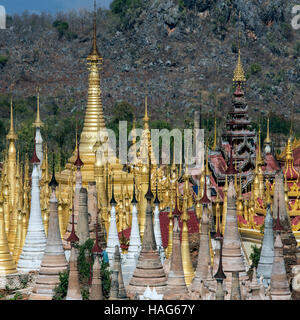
[233,49,246,83]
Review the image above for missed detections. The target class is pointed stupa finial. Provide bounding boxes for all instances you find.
[49,154,58,189]
[265,114,271,144]
[233,12,246,84]
[214,239,226,280]
[274,195,284,232]
[33,87,44,128]
[145,155,154,200]
[143,95,149,124]
[74,133,84,168]
[212,114,217,151]
[173,187,181,217]
[67,205,79,243]
[87,0,101,62]
[131,176,138,204]
[110,175,117,205]
[233,49,246,84]
[200,162,211,205]
[154,178,160,205]
[6,96,18,141]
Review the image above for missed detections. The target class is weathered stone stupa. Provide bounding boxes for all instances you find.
[222,178,246,290]
[257,195,274,287]
[164,215,189,300]
[272,171,297,283]
[191,181,211,293]
[113,245,128,299]
[29,166,68,300]
[90,217,103,300]
[270,232,291,300]
[214,238,226,301]
[77,188,90,245]
[18,143,47,273]
[127,160,167,297]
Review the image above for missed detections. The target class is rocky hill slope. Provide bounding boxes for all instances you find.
[0,0,299,162]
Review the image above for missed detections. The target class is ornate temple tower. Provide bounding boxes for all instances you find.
[222,49,256,176]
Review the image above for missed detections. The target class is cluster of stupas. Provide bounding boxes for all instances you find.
[0,1,300,300]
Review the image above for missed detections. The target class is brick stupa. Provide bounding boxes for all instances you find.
[127,161,167,298]
[272,171,297,283]
[191,205,211,294]
[270,232,291,300]
[164,215,189,300]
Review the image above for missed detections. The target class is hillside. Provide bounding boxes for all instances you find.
[0,0,299,164]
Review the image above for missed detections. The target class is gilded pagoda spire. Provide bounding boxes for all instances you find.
[212,114,217,151]
[265,115,271,144]
[77,0,106,167]
[33,87,44,128]
[143,95,150,128]
[233,49,246,84]
[233,13,246,85]
[6,96,18,142]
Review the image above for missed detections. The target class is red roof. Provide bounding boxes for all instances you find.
[254,215,264,226]
[160,210,199,248]
[292,216,300,226]
[209,153,227,176]
[238,215,248,225]
[257,197,264,209]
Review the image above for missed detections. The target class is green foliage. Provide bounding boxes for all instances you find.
[52,271,69,300]
[101,261,111,299]
[281,23,293,42]
[231,42,238,54]
[53,20,69,38]
[18,274,30,289]
[249,245,261,269]
[260,222,265,234]
[74,239,95,300]
[110,0,143,30]
[249,63,262,75]
[75,239,94,282]
[107,101,135,142]
[9,292,23,300]
[0,55,8,67]
[294,42,300,57]
[52,20,77,40]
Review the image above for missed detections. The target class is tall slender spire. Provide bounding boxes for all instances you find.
[88,0,101,61]
[6,96,18,141]
[212,114,217,151]
[265,115,271,144]
[143,95,150,128]
[233,12,246,85]
[33,87,44,128]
